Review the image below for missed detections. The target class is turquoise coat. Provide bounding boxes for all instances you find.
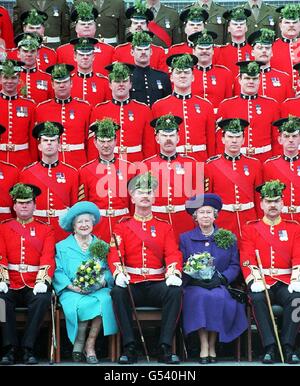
[53,234,118,344]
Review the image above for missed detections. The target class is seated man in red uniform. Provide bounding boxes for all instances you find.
[240,180,300,364]
[0,183,56,365]
[108,172,183,364]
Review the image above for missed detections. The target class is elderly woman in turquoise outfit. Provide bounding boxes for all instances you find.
[180,194,248,364]
[53,201,118,364]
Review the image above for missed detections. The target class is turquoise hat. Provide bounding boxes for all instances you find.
[59,201,100,232]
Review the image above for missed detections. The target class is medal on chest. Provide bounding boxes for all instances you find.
[216,15,222,24]
[156,80,163,90]
[271,77,281,87]
[56,172,66,183]
[269,16,275,26]
[43,53,49,64]
[117,169,124,180]
[297,166,300,176]
[175,163,185,175]
[255,104,262,115]
[150,225,156,237]
[128,110,134,121]
[16,106,28,117]
[194,103,201,113]
[30,227,36,237]
[36,80,48,90]
[53,7,59,16]
[69,109,75,120]
[165,18,170,29]
[278,230,288,241]
[210,75,217,86]
[243,165,250,176]
[0,171,4,180]
[91,82,97,93]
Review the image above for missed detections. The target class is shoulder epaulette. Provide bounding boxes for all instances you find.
[154,216,170,224]
[264,155,281,163]
[118,158,135,166]
[41,44,56,53]
[283,96,299,103]
[242,154,260,161]
[169,42,185,48]
[36,99,52,107]
[56,42,70,50]
[94,100,110,108]
[179,154,196,161]
[21,161,38,171]
[152,94,171,105]
[0,160,18,168]
[142,154,158,163]
[283,219,300,225]
[222,95,239,103]
[206,154,221,163]
[214,64,231,72]
[61,161,77,171]
[79,159,97,170]
[246,219,260,225]
[271,68,289,76]
[19,96,35,103]
[73,97,90,105]
[194,94,213,106]
[35,218,49,225]
[259,95,277,103]
[118,216,131,223]
[151,43,165,52]
[220,43,230,48]
[95,73,108,80]
[115,42,130,49]
[0,218,14,224]
[132,99,148,108]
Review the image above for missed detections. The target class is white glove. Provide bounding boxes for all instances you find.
[115,272,130,288]
[166,275,182,287]
[250,281,265,293]
[0,282,8,293]
[33,282,48,295]
[288,282,300,293]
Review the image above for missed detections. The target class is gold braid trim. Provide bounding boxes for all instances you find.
[36,265,52,284]
[0,265,9,284]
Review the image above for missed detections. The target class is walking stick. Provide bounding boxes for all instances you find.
[255,249,284,363]
[49,290,57,365]
[113,233,150,362]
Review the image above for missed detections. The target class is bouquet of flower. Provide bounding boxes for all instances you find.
[73,240,109,293]
[183,252,215,280]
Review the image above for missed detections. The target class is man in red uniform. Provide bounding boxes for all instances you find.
[205,118,262,241]
[152,54,215,161]
[217,7,252,77]
[90,62,155,163]
[263,117,300,222]
[0,59,37,169]
[79,118,136,243]
[113,1,167,73]
[0,5,15,49]
[280,63,300,117]
[189,30,233,113]
[7,10,57,72]
[0,125,19,222]
[143,114,202,239]
[217,60,280,161]
[0,183,55,365]
[234,28,294,103]
[19,121,78,242]
[70,37,111,106]
[271,5,300,93]
[108,172,182,364]
[57,2,114,77]
[240,180,300,364]
[168,6,208,58]
[35,63,91,169]
[15,33,53,103]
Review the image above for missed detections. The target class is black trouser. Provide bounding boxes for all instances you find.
[111,281,182,348]
[0,287,51,350]
[249,282,300,348]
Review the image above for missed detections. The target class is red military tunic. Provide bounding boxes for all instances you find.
[56,41,114,76]
[217,42,252,77]
[108,214,183,283]
[89,98,156,163]
[271,38,300,92]
[78,157,136,243]
[152,93,216,161]
[143,153,201,239]
[217,94,281,161]
[6,45,57,72]
[71,71,111,107]
[192,64,233,112]
[113,42,168,73]
[205,153,263,241]
[19,67,53,104]
[240,217,300,287]
[263,154,300,222]
[35,97,91,169]
[167,42,220,65]
[233,67,294,103]
[0,6,15,49]
[19,160,79,242]
[0,93,37,169]
[280,96,300,117]
[0,161,19,222]
[0,218,56,289]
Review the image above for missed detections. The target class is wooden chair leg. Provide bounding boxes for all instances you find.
[247,306,252,362]
[236,336,241,362]
[108,334,117,362]
[116,333,121,360]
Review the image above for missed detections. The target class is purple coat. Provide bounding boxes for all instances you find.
[180,226,248,342]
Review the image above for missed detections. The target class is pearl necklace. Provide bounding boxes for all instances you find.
[74,235,92,251]
[201,228,214,237]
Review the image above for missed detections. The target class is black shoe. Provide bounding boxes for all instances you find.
[262,344,276,364]
[283,345,300,364]
[157,344,180,364]
[199,356,209,364]
[0,348,15,365]
[209,356,218,363]
[23,348,38,365]
[72,351,84,363]
[118,343,138,365]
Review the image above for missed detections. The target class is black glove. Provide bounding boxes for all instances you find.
[188,272,223,289]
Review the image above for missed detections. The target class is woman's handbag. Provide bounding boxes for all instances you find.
[227,286,248,304]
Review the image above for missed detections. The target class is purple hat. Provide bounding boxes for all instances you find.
[185,193,223,215]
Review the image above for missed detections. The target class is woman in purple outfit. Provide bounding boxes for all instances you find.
[180,193,248,364]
